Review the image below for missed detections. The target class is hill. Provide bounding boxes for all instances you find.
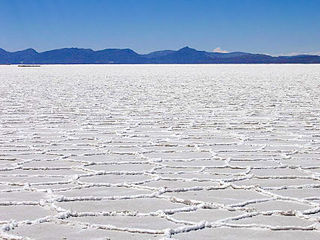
[1,46,320,64]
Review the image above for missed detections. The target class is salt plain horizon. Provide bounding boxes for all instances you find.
[0,64,320,239]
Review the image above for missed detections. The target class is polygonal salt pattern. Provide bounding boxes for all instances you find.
[0,65,320,239]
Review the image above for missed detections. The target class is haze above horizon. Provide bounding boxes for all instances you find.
[1,0,319,55]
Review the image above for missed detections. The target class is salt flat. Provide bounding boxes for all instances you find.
[0,64,320,239]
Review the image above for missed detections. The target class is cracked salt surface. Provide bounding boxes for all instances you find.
[0,64,320,239]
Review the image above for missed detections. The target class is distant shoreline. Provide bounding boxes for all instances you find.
[1,46,320,64]
[1,63,320,66]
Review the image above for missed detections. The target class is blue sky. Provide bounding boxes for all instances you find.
[1,0,320,55]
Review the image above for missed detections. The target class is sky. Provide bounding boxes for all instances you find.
[1,0,320,55]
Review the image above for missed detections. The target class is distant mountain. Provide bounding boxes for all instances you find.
[93,49,144,63]
[1,46,320,64]
[147,47,214,63]
[142,50,175,58]
[37,48,94,64]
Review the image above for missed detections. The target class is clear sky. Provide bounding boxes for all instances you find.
[1,0,320,55]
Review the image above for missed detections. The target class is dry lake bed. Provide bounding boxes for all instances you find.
[0,64,320,239]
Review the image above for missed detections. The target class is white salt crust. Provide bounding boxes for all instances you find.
[0,64,320,239]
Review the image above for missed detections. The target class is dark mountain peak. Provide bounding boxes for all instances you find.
[98,48,139,55]
[43,48,93,54]
[0,48,8,54]
[143,50,175,58]
[178,46,198,52]
[16,48,38,54]
[25,48,37,53]
[120,48,139,55]
[123,48,136,53]
[73,47,94,52]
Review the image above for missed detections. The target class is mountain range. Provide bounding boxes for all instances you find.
[1,46,320,64]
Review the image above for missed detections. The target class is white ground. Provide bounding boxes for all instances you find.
[0,64,320,240]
